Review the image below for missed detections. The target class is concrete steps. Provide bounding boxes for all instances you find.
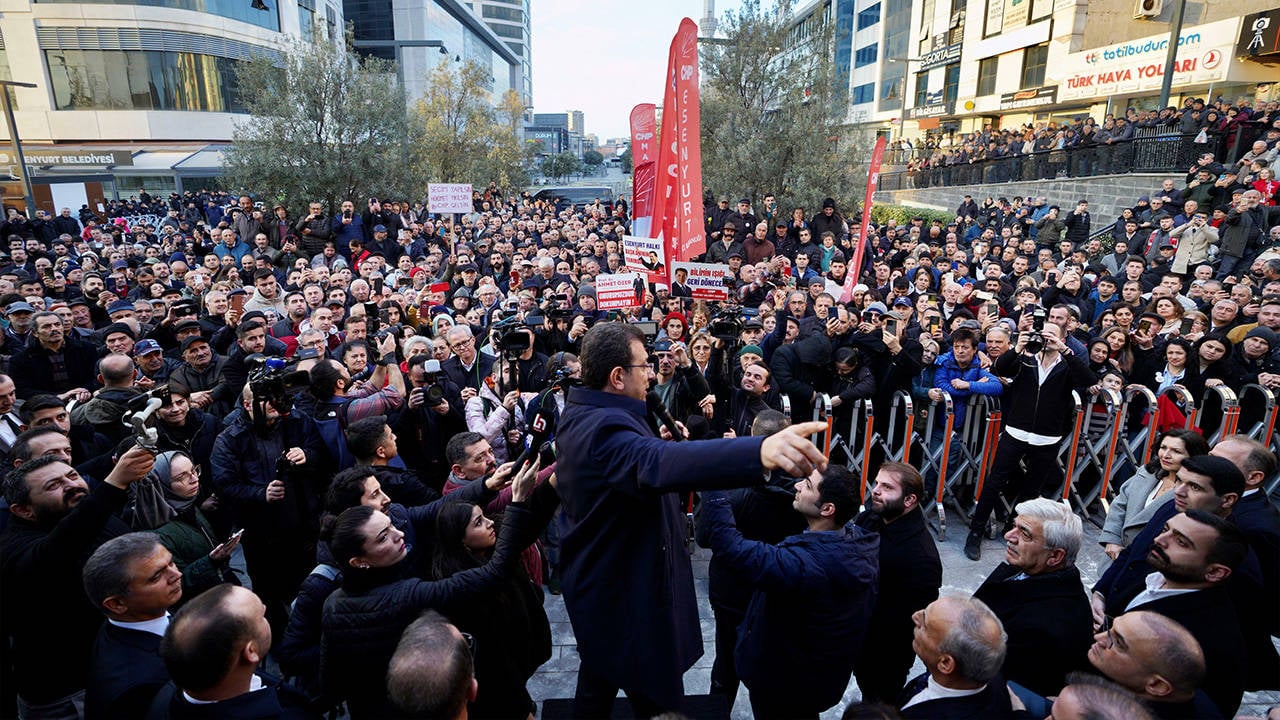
[874,172,1183,224]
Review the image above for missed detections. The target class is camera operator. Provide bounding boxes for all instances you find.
[311,332,405,423]
[495,324,549,393]
[393,354,466,491]
[210,382,327,639]
[964,321,1095,561]
[221,317,289,401]
[652,337,715,426]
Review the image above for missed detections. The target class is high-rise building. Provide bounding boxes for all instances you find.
[468,0,532,107]
[0,0,342,209]
[345,0,519,108]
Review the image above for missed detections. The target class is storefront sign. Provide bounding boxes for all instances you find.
[919,43,962,71]
[1003,0,1029,30]
[0,150,132,166]
[1238,9,1280,57]
[907,99,954,119]
[1058,19,1236,101]
[999,85,1058,110]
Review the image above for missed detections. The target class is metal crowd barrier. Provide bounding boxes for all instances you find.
[1197,385,1240,444]
[908,393,1000,541]
[1163,385,1198,431]
[837,393,917,508]
[1064,389,1125,518]
[812,393,832,454]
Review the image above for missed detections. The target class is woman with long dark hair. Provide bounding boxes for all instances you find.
[320,462,555,719]
[431,501,552,719]
[1098,428,1209,559]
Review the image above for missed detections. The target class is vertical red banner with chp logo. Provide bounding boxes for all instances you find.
[629,103,658,239]
[842,135,887,303]
[653,18,706,270]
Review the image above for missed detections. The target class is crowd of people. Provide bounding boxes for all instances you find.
[896,96,1280,188]
[0,120,1278,720]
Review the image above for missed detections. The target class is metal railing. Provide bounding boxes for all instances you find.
[809,379,1279,532]
[877,124,1271,193]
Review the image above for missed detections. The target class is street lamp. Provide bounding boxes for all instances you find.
[351,39,449,94]
[0,81,38,214]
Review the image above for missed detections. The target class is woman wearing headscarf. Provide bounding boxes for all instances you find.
[130,450,241,603]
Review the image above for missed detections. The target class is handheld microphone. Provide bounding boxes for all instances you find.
[646,390,685,442]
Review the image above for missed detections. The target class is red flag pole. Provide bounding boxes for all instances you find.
[654,18,705,280]
[842,135,887,303]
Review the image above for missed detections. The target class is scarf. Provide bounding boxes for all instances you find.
[129,451,198,529]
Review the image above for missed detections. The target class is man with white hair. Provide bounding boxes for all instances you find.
[899,594,1011,718]
[972,498,1094,697]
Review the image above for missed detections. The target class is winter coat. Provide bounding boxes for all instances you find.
[1169,221,1218,274]
[153,506,234,600]
[991,347,1095,438]
[973,563,1094,696]
[1099,465,1170,548]
[319,486,552,719]
[0,481,131,703]
[555,386,768,708]
[702,492,879,715]
[932,351,1002,428]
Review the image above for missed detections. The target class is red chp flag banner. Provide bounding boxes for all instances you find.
[630,103,658,239]
[652,18,706,267]
[842,135,887,303]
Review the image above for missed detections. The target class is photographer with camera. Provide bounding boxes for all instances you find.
[210,380,328,639]
[964,320,1095,561]
[466,347,538,464]
[493,324,549,393]
[393,354,466,491]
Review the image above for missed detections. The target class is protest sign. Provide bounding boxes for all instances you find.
[671,262,731,302]
[427,184,473,214]
[621,235,668,283]
[595,272,647,310]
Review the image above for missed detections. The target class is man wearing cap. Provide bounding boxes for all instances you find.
[10,310,97,401]
[366,224,391,260]
[133,338,178,387]
[704,222,744,265]
[169,333,230,411]
[728,199,759,239]
[3,300,36,350]
[706,196,733,240]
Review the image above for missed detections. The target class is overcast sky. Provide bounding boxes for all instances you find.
[529,0,740,141]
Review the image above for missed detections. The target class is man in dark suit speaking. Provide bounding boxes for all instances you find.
[555,321,828,717]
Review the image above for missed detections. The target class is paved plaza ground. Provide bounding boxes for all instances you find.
[528,508,1280,718]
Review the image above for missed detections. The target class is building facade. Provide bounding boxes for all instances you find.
[0,0,339,209]
[346,0,519,108]
[833,0,1277,141]
[467,0,531,106]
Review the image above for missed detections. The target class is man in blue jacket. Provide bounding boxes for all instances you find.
[556,322,828,717]
[701,464,879,719]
